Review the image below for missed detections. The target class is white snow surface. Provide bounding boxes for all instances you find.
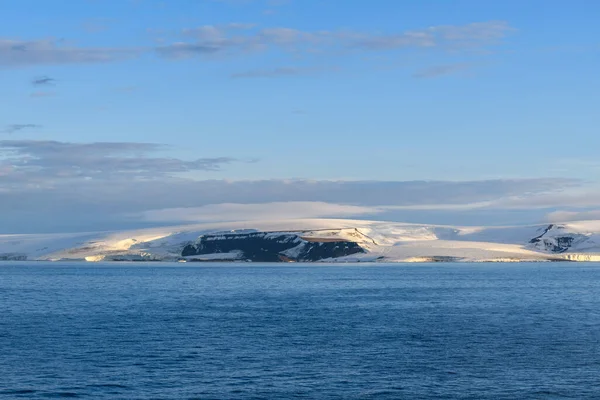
[2,218,600,262]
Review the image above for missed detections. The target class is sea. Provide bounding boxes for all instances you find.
[1,262,600,399]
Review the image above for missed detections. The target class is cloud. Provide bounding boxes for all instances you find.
[413,63,470,78]
[212,0,290,4]
[486,190,600,210]
[137,201,379,222]
[211,0,254,4]
[0,166,582,232]
[30,91,56,98]
[545,210,600,223]
[32,76,56,85]
[351,21,513,51]
[1,20,512,69]
[115,85,138,93]
[231,66,333,78]
[432,21,512,44]
[0,140,239,186]
[1,124,41,134]
[157,20,514,59]
[0,38,140,67]
[144,193,600,226]
[81,18,113,33]
[371,186,600,212]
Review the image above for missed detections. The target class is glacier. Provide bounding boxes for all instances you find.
[2,219,600,263]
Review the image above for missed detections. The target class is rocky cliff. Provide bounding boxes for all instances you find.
[529,224,594,253]
[181,231,366,262]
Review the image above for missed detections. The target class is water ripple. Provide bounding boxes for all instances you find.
[1,262,600,399]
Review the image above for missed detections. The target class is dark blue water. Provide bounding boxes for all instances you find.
[1,263,600,399]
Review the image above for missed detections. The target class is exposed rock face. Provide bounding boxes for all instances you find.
[181,231,365,262]
[0,253,27,261]
[529,224,587,253]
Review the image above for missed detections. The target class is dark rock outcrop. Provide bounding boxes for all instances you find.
[530,224,581,253]
[529,224,555,244]
[181,231,365,262]
[0,253,27,261]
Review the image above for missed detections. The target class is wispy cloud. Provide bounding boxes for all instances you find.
[30,91,56,98]
[546,210,600,223]
[81,18,113,33]
[115,85,138,93]
[140,195,600,225]
[1,124,41,134]
[31,76,56,85]
[157,21,514,59]
[349,21,513,51]
[0,140,239,183]
[0,171,584,232]
[0,38,140,67]
[213,0,290,4]
[137,201,378,222]
[546,209,600,223]
[231,66,333,79]
[211,0,254,4]
[413,63,471,78]
[1,20,512,69]
[377,187,600,212]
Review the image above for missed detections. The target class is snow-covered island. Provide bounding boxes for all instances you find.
[2,219,600,263]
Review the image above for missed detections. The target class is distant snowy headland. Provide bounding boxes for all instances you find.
[2,219,600,263]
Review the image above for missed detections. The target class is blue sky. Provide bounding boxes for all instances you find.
[1,0,599,232]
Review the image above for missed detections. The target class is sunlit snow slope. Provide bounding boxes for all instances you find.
[2,219,600,262]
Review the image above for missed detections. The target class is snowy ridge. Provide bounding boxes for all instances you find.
[2,219,600,262]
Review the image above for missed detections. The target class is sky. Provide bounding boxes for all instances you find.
[1,0,600,233]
